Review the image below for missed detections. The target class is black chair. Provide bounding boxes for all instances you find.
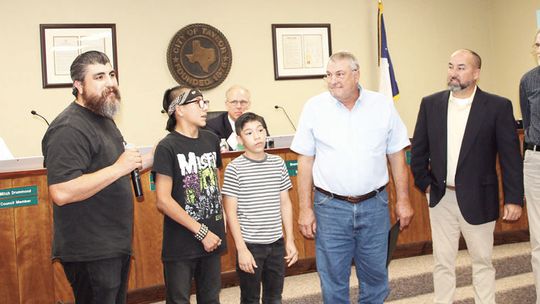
[207,111,226,121]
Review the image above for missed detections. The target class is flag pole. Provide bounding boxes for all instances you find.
[377,0,382,66]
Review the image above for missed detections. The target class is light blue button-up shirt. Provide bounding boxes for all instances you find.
[291,86,410,196]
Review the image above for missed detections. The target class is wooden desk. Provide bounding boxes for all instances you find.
[0,146,528,303]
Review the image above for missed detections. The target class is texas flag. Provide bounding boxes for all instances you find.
[378,0,400,101]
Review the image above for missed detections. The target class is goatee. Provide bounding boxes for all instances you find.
[448,84,463,92]
[83,87,121,119]
[447,78,469,92]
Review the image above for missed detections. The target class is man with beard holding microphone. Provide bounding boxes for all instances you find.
[42,51,153,303]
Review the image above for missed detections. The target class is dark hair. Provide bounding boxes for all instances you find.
[234,112,266,135]
[464,49,482,69]
[162,85,189,132]
[70,51,111,97]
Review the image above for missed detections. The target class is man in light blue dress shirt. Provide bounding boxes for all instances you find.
[291,51,414,304]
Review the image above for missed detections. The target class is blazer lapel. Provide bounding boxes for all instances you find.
[437,92,449,167]
[457,88,487,169]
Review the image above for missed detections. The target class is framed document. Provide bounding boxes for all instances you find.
[40,24,118,88]
[271,24,332,80]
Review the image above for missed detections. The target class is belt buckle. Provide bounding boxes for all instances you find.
[346,195,362,204]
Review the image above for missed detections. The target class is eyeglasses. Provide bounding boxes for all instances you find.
[184,98,210,109]
[324,69,358,81]
[227,100,250,107]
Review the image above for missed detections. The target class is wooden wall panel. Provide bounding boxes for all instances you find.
[495,151,529,233]
[0,179,19,304]
[219,232,237,272]
[131,173,164,289]
[0,138,530,303]
[12,176,55,303]
[393,170,433,245]
[217,156,239,273]
[282,151,310,258]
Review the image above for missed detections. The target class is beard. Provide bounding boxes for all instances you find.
[83,87,121,119]
[447,77,473,92]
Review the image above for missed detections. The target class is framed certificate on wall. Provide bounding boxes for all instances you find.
[40,24,118,88]
[271,24,332,80]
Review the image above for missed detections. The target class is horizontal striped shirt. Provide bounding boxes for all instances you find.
[222,153,292,244]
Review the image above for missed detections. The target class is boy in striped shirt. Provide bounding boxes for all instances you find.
[222,112,298,303]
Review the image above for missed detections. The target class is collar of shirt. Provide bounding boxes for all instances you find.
[227,114,236,133]
[449,85,477,106]
[329,85,364,110]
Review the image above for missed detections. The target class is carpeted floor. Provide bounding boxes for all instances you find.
[281,242,535,304]
[154,242,535,303]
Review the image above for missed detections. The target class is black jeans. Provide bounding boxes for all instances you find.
[163,253,221,304]
[237,238,285,304]
[61,255,131,304]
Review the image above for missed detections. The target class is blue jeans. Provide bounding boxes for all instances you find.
[61,254,131,304]
[163,253,221,304]
[237,238,285,304]
[314,189,390,304]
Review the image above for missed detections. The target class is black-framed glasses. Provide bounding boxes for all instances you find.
[184,98,210,109]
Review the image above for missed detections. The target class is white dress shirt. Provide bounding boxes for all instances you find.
[291,86,410,196]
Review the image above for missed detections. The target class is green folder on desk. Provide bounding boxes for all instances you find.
[387,220,400,267]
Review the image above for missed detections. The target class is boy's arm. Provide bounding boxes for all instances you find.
[280,189,298,267]
[223,194,257,273]
[155,173,221,252]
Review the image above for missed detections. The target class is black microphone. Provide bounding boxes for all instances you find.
[123,142,144,200]
[131,169,144,199]
[274,105,296,131]
[31,110,50,126]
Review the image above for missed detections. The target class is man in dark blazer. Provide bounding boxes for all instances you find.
[206,85,269,150]
[410,49,523,304]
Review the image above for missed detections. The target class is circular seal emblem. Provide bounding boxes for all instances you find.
[167,23,232,90]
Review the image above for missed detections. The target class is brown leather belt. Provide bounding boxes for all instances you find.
[314,186,386,204]
[446,185,456,190]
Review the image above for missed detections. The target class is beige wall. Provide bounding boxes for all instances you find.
[490,0,539,101]
[0,0,538,157]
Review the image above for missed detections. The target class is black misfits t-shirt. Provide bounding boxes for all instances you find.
[153,129,226,260]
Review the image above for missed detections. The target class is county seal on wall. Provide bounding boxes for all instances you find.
[167,23,232,90]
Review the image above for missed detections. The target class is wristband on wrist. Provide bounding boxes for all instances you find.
[194,223,209,241]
